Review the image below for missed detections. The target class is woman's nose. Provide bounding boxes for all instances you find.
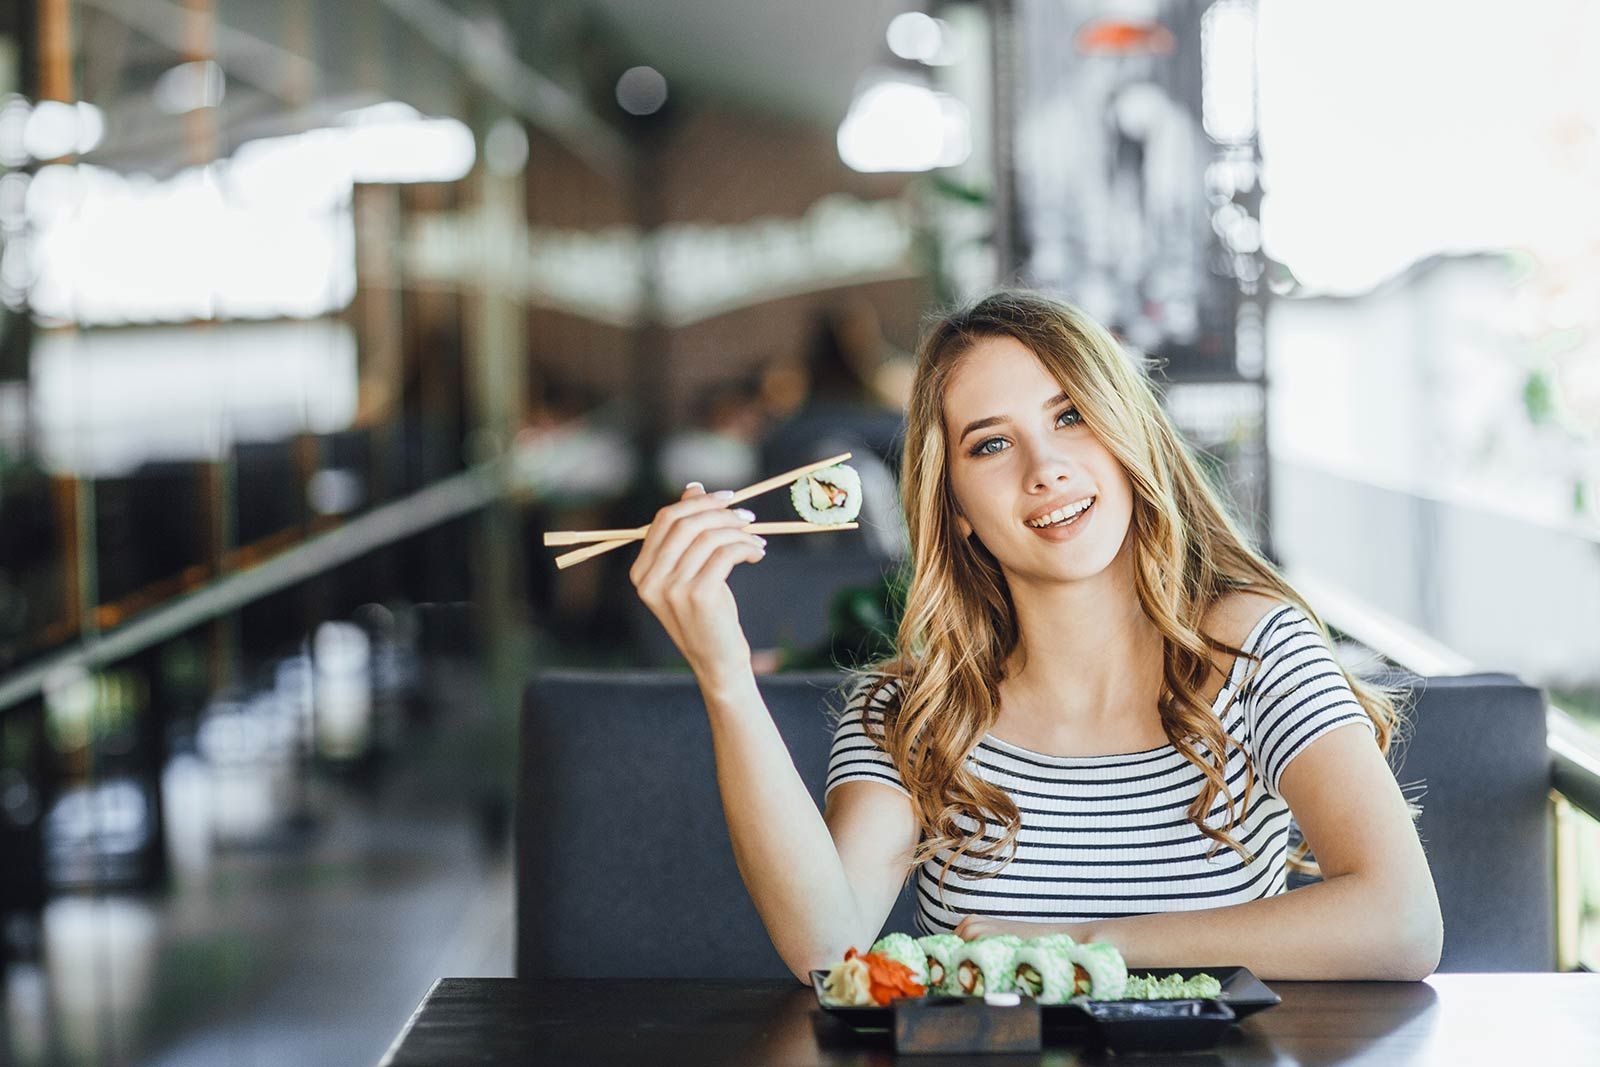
[1024,442,1077,491]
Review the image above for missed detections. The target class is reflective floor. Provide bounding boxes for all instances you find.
[2,654,518,1067]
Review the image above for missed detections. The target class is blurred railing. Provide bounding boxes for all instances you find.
[1292,568,1600,971]
[0,459,503,716]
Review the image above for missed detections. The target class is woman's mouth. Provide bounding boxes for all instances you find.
[1024,496,1096,530]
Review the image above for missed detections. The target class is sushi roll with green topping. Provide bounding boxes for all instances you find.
[870,932,928,985]
[1069,942,1129,1001]
[917,934,965,995]
[953,937,1019,996]
[789,464,862,525]
[1026,932,1075,954]
[1013,936,1077,1004]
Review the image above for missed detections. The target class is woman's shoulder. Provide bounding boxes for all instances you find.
[1199,591,1299,690]
[844,670,905,714]
[1202,591,1297,650]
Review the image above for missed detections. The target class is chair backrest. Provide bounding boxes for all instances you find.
[517,670,919,979]
[627,552,896,666]
[518,669,1554,977]
[1383,671,1553,971]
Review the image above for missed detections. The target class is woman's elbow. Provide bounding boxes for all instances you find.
[781,940,845,986]
[1403,912,1444,980]
[1387,894,1443,980]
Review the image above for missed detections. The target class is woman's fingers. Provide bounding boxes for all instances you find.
[664,526,764,603]
[629,485,736,587]
[638,505,753,598]
[685,533,767,595]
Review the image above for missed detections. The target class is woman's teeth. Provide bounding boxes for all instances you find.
[1026,497,1095,528]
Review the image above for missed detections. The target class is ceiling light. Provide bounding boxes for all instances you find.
[616,67,668,116]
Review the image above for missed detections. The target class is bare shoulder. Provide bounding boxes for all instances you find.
[1202,589,1289,648]
[1198,590,1290,694]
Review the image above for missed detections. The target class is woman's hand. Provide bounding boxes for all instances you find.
[629,482,768,688]
[953,915,1087,942]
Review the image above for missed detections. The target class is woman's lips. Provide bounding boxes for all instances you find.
[1025,498,1095,541]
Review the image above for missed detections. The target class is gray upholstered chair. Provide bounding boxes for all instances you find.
[517,669,1553,978]
[1361,671,1552,971]
[626,550,897,666]
[517,671,919,979]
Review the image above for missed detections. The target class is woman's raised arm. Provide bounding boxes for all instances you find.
[630,484,917,980]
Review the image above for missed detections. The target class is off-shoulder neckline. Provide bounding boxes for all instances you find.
[976,604,1292,765]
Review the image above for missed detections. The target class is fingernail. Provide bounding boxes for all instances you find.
[685,481,704,492]
[753,535,767,546]
[734,508,755,522]
[714,490,735,500]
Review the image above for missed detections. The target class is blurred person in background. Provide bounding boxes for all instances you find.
[513,376,637,634]
[659,376,765,495]
[760,300,910,560]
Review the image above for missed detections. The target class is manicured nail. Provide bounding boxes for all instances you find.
[753,536,767,546]
[734,508,755,522]
[714,490,734,500]
[686,481,704,492]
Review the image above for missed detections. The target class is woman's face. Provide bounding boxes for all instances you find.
[942,335,1134,583]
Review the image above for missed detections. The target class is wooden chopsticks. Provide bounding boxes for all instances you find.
[547,452,854,570]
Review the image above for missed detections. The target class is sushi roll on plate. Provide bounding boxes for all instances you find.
[869,933,928,986]
[1013,936,1078,1004]
[1070,942,1129,1001]
[952,936,1020,996]
[917,934,965,995]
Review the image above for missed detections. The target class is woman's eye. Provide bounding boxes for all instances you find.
[971,436,1006,456]
[969,408,1080,457]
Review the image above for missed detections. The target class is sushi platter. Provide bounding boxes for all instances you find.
[812,932,1280,1053]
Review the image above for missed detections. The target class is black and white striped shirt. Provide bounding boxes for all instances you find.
[824,603,1375,934]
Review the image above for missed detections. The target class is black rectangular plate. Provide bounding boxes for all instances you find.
[812,965,1280,1030]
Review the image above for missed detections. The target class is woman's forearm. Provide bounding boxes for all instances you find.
[701,670,868,979]
[1070,874,1442,980]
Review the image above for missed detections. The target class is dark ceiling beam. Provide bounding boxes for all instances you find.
[77,0,319,103]
[379,0,631,183]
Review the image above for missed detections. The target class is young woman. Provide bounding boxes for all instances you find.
[629,290,1442,982]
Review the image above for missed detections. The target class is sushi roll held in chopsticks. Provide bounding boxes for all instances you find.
[790,464,862,525]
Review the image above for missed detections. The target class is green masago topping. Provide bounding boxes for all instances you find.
[1122,972,1224,1000]
[953,937,1020,996]
[869,933,928,985]
[917,934,966,995]
[1024,932,1075,954]
[1013,938,1077,1004]
[1070,942,1129,1001]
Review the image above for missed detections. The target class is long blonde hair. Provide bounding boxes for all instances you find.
[857,290,1402,886]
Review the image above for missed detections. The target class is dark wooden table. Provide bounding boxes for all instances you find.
[380,974,1600,1066]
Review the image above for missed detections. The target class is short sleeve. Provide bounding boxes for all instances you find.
[1242,605,1376,797]
[825,675,909,799]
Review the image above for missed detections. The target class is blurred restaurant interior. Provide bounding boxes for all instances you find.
[0,0,1597,1063]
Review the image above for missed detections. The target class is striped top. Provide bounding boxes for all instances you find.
[824,603,1375,934]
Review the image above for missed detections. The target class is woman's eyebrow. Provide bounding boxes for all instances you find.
[957,390,1071,442]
